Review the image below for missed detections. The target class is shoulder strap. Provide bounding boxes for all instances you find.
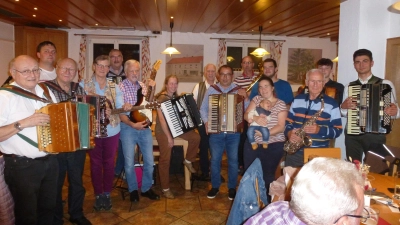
[0,84,52,103]
[227,85,242,93]
[368,75,383,84]
[210,84,223,93]
[16,133,38,148]
[38,83,53,103]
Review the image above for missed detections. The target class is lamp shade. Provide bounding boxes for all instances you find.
[332,56,338,62]
[161,46,181,56]
[250,26,270,57]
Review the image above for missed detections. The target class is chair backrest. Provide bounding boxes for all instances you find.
[303,148,342,163]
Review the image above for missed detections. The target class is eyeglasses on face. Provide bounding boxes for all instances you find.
[58,67,76,73]
[96,64,110,69]
[333,207,370,224]
[13,68,41,76]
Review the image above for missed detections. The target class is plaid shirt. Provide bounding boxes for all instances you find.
[119,79,147,105]
[244,201,306,225]
[46,79,85,102]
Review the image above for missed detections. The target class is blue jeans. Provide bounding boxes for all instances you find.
[247,125,270,145]
[114,140,124,175]
[120,123,154,192]
[209,132,240,189]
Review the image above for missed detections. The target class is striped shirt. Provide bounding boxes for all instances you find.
[244,201,306,225]
[233,73,258,89]
[252,96,287,144]
[284,93,342,147]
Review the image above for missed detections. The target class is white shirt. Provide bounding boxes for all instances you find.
[341,75,400,119]
[0,82,57,158]
[192,79,217,102]
[39,67,57,81]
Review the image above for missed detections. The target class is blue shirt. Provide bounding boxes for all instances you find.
[250,79,294,105]
[200,83,250,123]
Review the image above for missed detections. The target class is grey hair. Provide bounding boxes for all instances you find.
[305,68,323,81]
[204,63,216,73]
[290,157,364,225]
[124,59,140,73]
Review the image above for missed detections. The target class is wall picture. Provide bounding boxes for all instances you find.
[287,48,322,85]
[165,44,204,83]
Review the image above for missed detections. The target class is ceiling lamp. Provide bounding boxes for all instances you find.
[332,56,338,62]
[162,17,180,56]
[250,26,270,58]
[227,56,235,62]
[391,1,400,12]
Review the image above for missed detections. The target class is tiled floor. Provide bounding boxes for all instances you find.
[60,154,235,225]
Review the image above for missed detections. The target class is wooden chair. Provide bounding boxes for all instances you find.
[303,148,342,163]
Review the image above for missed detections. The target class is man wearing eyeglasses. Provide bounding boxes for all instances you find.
[37,41,57,81]
[284,69,342,167]
[0,55,58,224]
[245,157,365,225]
[42,58,92,225]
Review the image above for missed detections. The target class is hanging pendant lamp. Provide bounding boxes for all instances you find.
[162,17,181,56]
[250,26,270,57]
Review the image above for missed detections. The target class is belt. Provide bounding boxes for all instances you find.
[3,154,51,161]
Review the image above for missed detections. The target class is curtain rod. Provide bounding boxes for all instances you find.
[210,38,285,42]
[73,34,157,38]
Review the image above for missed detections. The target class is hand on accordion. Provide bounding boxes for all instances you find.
[25,112,51,128]
[384,103,398,116]
[341,97,357,110]
[237,88,248,99]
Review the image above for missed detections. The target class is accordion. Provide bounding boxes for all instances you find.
[75,95,108,137]
[36,102,96,153]
[347,84,392,135]
[207,93,244,134]
[160,94,203,138]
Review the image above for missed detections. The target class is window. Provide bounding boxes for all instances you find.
[226,43,268,72]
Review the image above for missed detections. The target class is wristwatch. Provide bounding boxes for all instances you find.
[14,122,23,131]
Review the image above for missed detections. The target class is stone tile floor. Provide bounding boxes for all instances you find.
[60,154,235,225]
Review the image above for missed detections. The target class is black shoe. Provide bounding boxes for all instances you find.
[141,189,160,200]
[93,194,103,211]
[69,216,92,225]
[197,174,211,181]
[103,194,112,210]
[130,190,139,202]
[207,188,219,199]
[228,188,236,200]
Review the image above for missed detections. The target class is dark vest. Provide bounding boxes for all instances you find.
[197,81,207,109]
[349,75,382,86]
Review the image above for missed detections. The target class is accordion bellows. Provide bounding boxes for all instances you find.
[36,102,96,153]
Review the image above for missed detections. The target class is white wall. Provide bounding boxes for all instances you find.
[66,29,337,94]
[0,21,14,85]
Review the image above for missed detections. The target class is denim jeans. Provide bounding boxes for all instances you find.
[247,126,270,145]
[120,123,154,192]
[227,158,268,225]
[114,140,124,176]
[209,132,240,189]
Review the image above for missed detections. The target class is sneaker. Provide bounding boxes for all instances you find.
[183,160,196,173]
[228,188,236,200]
[130,190,139,202]
[93,194,103,211]
[207,188,219,199]
[141,189,160,200]
[162,189,175,199]
[251,143,258,150]
[69,216,92,225]
[103,194,112,210]
[262,143,268,149]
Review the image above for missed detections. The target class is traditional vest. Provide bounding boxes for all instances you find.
[197,81,207,110]
[349,75,382,86]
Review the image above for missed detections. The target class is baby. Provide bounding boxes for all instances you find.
[247,99,272,150]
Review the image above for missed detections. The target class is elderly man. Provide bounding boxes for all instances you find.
[284,69,342,167]
[42,58,91,225]
[245,157,365,225]
[200,65,249,200]
[0,55,58,224]
[37,41,57,80]
[341,49,399,161]
[119,60,160,202]
[192,63,217,180]
[249,58,293,105]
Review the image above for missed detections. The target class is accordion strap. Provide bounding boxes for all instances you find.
[43,81,79,99]
[16,133,38,148]
[0,84,52,103]
[210,84,241,94]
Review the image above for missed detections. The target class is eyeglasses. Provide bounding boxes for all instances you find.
[58,67,76,73]
[13,68,41,76]
[220,73,233,76]
[96,64,110,69]
[333,208,370,223]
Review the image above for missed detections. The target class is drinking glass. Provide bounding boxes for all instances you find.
[361,207,379,225]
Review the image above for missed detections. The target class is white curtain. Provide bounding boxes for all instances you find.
[141,37,151,81]
[78,35,87,81]
[268,41,284,67]
[217,39,226,68]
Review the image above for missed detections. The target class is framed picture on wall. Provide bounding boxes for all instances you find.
[287,48,322,85]
[165,44,204,83]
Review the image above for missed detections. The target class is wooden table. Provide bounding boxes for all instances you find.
[369,173,400,224]
[152,136,191,190]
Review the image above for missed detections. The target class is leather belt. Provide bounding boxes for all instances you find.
[3,154,51,161]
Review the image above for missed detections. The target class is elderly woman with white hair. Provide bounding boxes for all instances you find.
[245,157,365,225]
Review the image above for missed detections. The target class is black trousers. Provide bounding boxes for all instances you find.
[345,133,386,162]
[198,124,210,175]
[54,151,87,224]
[4,155,58,225]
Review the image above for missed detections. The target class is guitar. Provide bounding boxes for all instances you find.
[130,60,162,127]
[111,101,160,115]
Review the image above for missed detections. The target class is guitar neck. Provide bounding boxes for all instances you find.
[145,68,157,101]
[111,105,146,115]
